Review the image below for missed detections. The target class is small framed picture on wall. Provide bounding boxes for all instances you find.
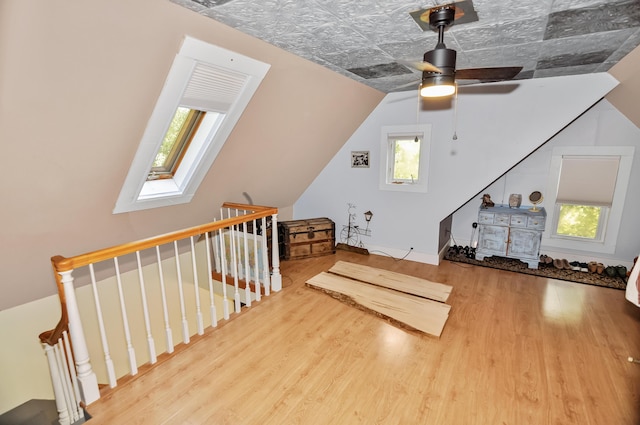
[351,151,369,168]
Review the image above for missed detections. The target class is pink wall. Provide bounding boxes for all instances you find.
[607,46,640,128]
[0,0,384,310]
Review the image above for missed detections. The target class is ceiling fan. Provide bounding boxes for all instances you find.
[408,3,523,97]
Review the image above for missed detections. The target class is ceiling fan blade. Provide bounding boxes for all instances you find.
[415,61,444,73]
[398,60,443,74]
[391,79,422,91]
[455,67,523,81]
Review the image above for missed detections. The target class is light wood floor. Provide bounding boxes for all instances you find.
[86,251,640,424]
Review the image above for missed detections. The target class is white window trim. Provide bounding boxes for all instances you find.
[113,36,270,214]
[378,124,431,193]
[542,146,635,254]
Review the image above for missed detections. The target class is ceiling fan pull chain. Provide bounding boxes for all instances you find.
[452,83,459,140]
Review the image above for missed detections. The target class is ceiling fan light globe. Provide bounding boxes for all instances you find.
[420,84,455,97]
[420,75,456,97]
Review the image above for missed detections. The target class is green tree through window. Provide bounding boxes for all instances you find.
[393,138,421,181]
[556,204,601,239]
[153,107,191,167]
[149,107,204,180]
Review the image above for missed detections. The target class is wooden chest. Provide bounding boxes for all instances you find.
[278,218,336,260]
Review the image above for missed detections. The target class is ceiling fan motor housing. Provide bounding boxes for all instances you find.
[423,47,456,78]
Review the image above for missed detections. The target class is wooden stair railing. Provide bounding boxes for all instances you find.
[39,203,281,425]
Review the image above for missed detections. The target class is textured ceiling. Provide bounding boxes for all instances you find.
[171,0,640,93]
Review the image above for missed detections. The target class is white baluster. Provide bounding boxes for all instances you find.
[113,258,138,376]
[222,208,232,278]
[212,219,222,273]
[270,213,282,292]
[218,227,230,320]
[155,246,174,354]
[204,232,218,327]
[54,341,77,422]
[174,241,190,344]
[229,222,242,313]
[88,264,117,388]
[42,343,71,425]
[58,270,100,404]
[260,217,271,296]
[252,218,261,302]
[135,251,157,364]
[190,236,204,335]
[62,331,81,418]
[234,209,243,280]
[243,221,252,307]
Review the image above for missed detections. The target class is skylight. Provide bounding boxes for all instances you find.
[113,36,270,214]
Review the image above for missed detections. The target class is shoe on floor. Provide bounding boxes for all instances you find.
[615,265,627,278]
[561,259,572,270]
[540,254,554,265]
[605,266,618,277]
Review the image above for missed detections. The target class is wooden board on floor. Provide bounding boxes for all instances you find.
[329,260,452,303]
[306,272,450,337]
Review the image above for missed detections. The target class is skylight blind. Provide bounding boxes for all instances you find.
[556,156,620,206]
[181,62,247,112]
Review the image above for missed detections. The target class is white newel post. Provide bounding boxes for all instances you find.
[270,213,282,292]
[59,270,100,404]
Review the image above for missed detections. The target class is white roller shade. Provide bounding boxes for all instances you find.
[556,156,620,206]
[181,62,247,112]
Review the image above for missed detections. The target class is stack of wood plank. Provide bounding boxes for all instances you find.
[306,261,452,338]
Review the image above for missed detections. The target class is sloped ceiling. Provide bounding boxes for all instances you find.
[172,0,640,93]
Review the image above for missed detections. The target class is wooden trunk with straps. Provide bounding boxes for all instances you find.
[278,218,336,260]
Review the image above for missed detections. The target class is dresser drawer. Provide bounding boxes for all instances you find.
[478,211,494,224]
[509,214,528,227]
[527,216,546,230]
[494,213,510,225]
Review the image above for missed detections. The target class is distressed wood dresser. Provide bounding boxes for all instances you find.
[475,205,546,269]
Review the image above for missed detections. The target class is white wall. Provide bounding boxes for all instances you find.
[294,74,619,264]
[451,99,640,267]
[0,295,61,414]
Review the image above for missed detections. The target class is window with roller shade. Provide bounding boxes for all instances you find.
[543,146,634,255]
[113,36,270,214]
[553,156,620,241]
